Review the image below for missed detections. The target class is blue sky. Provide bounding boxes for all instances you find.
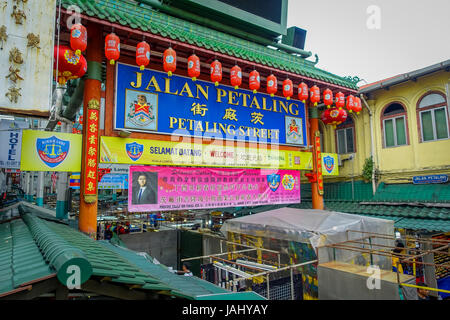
[287,0,450,84]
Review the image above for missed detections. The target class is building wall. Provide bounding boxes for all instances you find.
[323,70,450,184]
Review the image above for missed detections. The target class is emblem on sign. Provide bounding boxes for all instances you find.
[282,174,295,190]
[127,93,155,127]
[285,116,303,145]
[323,155,335,174]
[267,174,281,192]
[126,142,144,161]
[36,136,70,168]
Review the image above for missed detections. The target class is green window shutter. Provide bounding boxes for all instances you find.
[346,128,354,152]
[421,111,434,141]
[337,130,345,154]
[395,117,407,145]
[434,108,449,139]
[384,119,395,147]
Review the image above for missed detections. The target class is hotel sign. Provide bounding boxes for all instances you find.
[114,63,308,146]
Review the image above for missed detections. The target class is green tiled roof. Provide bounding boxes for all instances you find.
[1,204,260,299]
[0,219,54,296]
[61,0,358,90]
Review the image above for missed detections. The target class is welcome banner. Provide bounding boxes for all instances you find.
[128,166,301,212]
[101,136,312,170]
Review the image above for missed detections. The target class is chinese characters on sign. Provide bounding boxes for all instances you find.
[83,99,100,201]
[315,132,324,195]
[115,64,308,146]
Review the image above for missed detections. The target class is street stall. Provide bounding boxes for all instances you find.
[219,207,394,299]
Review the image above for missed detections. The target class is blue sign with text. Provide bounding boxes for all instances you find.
[114,63,307,146]
[412,175,448,184]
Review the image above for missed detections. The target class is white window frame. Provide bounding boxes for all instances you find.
[419,106,450,142]
[336,127,354,154]
[383,115,407,148]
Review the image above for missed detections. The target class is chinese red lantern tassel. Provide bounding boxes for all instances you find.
[105,33,120,65]
[323,88,333,108]
[187,54,200,81]
[70,24,87,56]
[210,59,222,86]
[267,74,277,97]
[335,92,345,109]
[163,46,176,76]
[249,70,260,93]
[105,32,120,65]
[346,95,355,113]
[230,65,242,89]
[136,41,150,71]
[310,85,320,107]
[298,82,309,103]
[354,96,362,114]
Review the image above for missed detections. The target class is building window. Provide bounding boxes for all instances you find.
[336,116,355,154]
[417,92,449,142]
[382,103,408,147]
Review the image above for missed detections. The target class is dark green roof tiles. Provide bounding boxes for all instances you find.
[60,0,358,90]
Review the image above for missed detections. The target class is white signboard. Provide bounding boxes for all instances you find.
[0,0,56,116]
[0,119,29,169]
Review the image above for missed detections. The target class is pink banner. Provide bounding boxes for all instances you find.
[128,166,300,212]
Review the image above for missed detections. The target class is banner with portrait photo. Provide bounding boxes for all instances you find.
[128,165,301,212]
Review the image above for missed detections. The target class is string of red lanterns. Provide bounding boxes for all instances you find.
[100,32,362,125]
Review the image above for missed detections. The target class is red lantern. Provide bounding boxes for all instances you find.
[136,41,150,71]
[163,46,176,76]
[70,24,87,56]
[187,54,200,81]
[53,45,87,85]
[323,88,333,108]
[283,78,293,100]
[230,65,242,89]
[353,97,362,114]
[267,74,277,97]
[346,95,356,113]
[210,60,222,86]
[310,85,320,106]
[335,92,345,109]
[249,70,260,93]
[105,33,120,65]
[321,107,348,128]
[298,82,309,103]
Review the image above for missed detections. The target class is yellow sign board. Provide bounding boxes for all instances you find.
[100,136,313,170]
[20,130,82,172]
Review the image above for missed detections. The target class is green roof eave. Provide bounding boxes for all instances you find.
[60,0,358,91]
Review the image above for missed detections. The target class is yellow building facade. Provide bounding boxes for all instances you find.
[320,62,450,187]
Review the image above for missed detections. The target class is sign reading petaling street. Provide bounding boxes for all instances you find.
[128,165,300,212]
[114,63,307,146]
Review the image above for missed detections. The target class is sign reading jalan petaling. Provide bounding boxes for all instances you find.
[114,63,308,146]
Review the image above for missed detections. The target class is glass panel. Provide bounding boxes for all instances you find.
[384,103,404,116]
[395,117,407,145]
[419,93,445,108]
[384,119,395,147]
[337,129,346,154]
[421,111,434,141]
[346,128,354,153]
[435,108,449,139]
